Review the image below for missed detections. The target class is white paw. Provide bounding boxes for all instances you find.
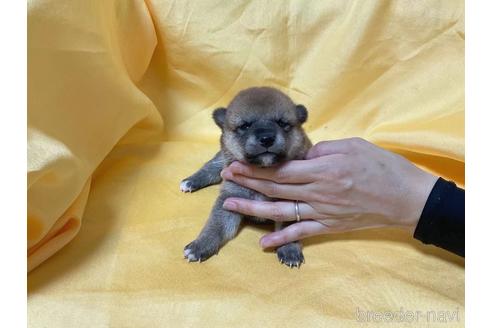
[180,180,193,193]
[183,248,198,262]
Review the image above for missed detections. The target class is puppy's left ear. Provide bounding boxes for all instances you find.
[212,107,227,129]
[296,105,308,124]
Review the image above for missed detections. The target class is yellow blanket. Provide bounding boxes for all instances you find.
[28,0,464,326]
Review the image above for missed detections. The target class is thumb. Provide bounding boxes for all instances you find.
[260,220,328,248]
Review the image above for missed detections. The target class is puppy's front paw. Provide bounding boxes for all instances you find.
[277,242,304,268]
[180,179,196,193]
[184,238,219,262]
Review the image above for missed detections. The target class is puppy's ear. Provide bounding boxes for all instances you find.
[212,107,227,129]
[296,105,308,124]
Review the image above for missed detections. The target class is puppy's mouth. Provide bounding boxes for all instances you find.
[245,152,285,167]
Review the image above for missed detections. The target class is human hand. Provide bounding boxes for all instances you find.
[220,137,438,248]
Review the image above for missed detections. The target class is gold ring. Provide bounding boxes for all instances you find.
[295,200,301,222]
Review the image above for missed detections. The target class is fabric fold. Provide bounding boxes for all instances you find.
[27,0,158,272]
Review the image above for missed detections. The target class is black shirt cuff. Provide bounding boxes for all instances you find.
[413,177,465,257]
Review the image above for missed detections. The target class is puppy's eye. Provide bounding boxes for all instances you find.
[277,120,291,129]
[237,122,252,131]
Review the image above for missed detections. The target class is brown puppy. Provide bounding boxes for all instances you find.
[181,87,312,267]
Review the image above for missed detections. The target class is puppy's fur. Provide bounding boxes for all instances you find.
[181,87,312,267]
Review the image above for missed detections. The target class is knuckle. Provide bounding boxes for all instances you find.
[229,161,242,171]
[238,166,252,177]
[263,183,278,197]
[240,201,254,214]
[231,162,252,176]
[274,169,288,183]
[314,141,328,148]
[347,137,364,149]
[352,137,365,144]
[337,177,354,192]
[240,177,258,189]
[347,138,358,148]
[312,141,328,154]
[270,205,285,221]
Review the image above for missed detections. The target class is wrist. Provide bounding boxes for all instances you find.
[398,168,439,232]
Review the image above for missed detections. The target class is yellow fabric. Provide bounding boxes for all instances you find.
[28,0,464,327]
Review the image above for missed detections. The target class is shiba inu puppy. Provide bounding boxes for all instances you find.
[181,87,311,267]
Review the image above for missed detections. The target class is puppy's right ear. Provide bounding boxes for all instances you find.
[212,107,227,129]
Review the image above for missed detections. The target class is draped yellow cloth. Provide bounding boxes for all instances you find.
[27,0,464,327]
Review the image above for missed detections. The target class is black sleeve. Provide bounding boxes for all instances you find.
[413,177,465,257]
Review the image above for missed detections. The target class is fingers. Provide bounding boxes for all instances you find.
[259,220,329,248]
[222,174,306,200]
[223,198,321,221]
[222,161,316,184]
[306,138,367,159]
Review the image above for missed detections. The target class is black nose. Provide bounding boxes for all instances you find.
[257,131,276,148]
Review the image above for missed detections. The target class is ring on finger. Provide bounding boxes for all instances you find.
[294,200,301,222]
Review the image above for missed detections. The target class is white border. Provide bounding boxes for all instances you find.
[2,0,480,326]
[0,0,27,327]
[466,0,492,326]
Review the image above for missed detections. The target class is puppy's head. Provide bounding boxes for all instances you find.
[213,87,309,167]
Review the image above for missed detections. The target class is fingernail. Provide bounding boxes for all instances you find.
[230,161,241,169]
[223,200,237,210]
[221,170,233,180]
[259,237,270,249]
[230,161,246,174]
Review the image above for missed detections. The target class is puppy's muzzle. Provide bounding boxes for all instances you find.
[255,128,276,148]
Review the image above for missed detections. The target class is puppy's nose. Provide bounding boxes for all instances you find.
[257,131,276,148]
